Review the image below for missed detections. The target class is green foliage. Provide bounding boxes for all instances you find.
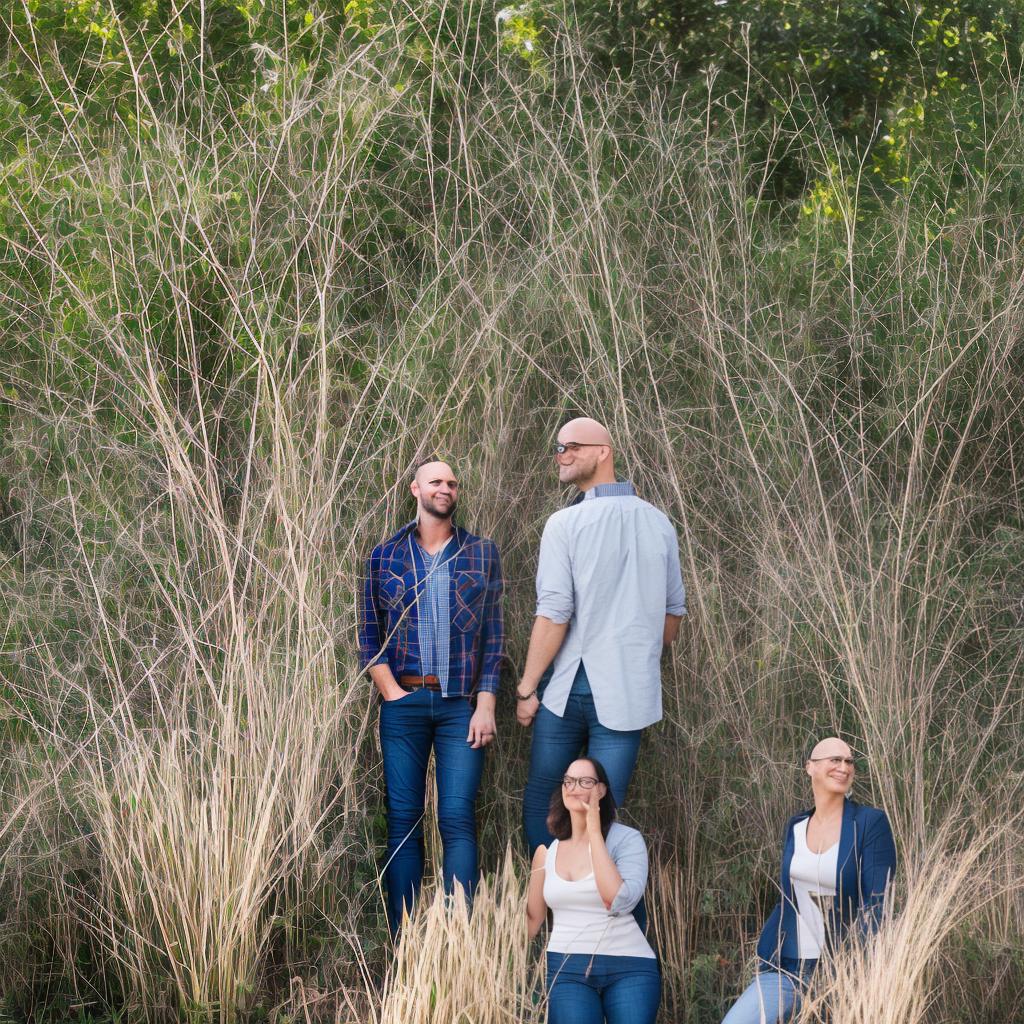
[2,0,345,142]
[525,0,1023,198]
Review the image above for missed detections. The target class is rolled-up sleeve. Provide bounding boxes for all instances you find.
[607,828,649,915]
[665,529,686,617]
[535,514,574,623]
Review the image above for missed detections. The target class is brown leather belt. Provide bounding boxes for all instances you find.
[399,674,442,691]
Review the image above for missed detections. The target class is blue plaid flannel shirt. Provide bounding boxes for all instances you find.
[359,521,505,696]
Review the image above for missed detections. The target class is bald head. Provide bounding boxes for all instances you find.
[558,417,613,447]
[808,736,852,762]
[805,735,855,798]
[555,417,616,490]
[414,459,454,486]
[411,460,458,522]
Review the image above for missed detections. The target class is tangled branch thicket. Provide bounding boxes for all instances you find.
[1,6,1022,1022]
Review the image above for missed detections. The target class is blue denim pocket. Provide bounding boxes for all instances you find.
[380,686,424,709]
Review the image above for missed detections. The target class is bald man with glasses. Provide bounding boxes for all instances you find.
[516,418,687,857]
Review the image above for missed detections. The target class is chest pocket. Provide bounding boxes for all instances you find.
[452,569,486,633]
[379,569,412,612]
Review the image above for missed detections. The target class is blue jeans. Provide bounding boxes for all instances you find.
[523,664,643,853]
[721,960,817,1024]
[378,687,484,935]
[546,952,660,1024]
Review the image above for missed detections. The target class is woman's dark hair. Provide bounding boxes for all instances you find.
[545,757,617,840]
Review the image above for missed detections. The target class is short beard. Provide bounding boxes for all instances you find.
[560,460,596,488]
[421,497,456,521]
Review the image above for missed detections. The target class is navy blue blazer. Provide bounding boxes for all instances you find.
[756,798,896,967]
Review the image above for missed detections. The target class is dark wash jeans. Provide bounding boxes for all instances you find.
[522,663,643,852]
[522,663,647,931]
[378,687,483,935]
[546,953,660,1024]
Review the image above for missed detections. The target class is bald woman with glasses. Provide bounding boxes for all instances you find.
[721,737,897,1024]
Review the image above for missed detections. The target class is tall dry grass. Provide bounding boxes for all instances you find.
[793,822,1022,1024]
[371,849,543,1024]
[1,3,1022,1021]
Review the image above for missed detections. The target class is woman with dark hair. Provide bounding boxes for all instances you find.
[527,757,660,1024]
[721,736,897,1024]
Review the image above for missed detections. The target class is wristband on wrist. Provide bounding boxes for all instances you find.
[516,688,537,701]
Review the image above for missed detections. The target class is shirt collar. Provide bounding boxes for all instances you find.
[398,517,461,537]
[402,520,461,561]
[582,481,636,501]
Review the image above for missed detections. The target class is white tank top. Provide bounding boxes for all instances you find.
[543,840,656,958]
[789,818,839,959]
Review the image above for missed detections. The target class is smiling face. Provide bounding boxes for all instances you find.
[411,461,458,521]
[806,736,856,797]
[560,758,607,812]
[555,418,613,488]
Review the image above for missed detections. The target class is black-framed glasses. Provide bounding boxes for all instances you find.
[561,775,599,790]
[553,442,608,455]
[809,756,858,769]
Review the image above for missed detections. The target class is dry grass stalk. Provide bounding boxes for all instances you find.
[795,825,1021,1024]
[367,848,543,1024]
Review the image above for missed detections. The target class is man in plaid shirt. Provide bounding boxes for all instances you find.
[359,458,505,935]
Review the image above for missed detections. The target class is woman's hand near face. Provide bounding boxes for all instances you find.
[585,787,624,910]
[585,788,603,836]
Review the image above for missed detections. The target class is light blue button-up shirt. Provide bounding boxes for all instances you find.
[413,542,452,692]
[535,482,686,730]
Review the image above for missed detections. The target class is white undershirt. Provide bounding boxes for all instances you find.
[543,840,655,958]
[789,818,839,959]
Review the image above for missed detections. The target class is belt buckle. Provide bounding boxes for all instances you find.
[424,674,440,689]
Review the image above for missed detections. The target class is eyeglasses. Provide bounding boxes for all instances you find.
[561,775,599,790]
[809,756,858,769]
[553,442,608,456]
